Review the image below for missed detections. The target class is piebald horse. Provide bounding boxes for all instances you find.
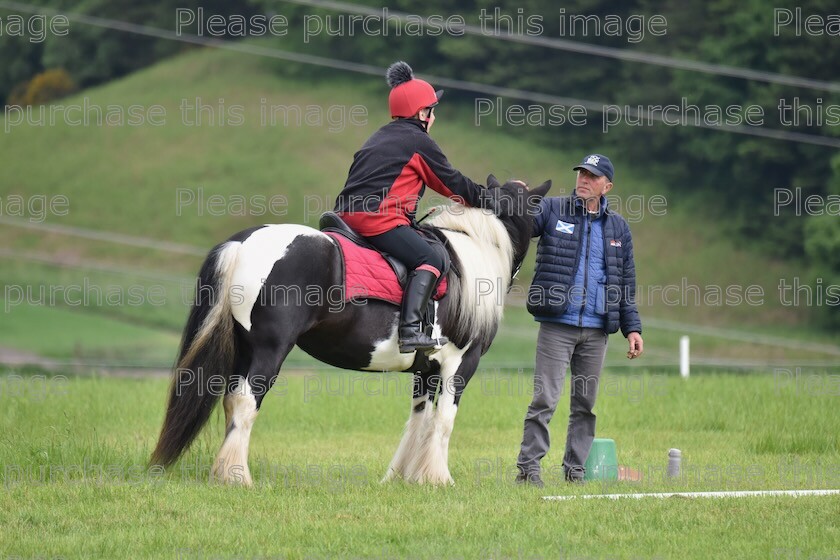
[151,176,550,485]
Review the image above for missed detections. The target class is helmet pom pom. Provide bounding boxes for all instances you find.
[386,61,414,89]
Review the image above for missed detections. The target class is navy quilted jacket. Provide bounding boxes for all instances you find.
[527,194,642,336]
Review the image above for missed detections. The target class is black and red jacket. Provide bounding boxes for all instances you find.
[334,118,486,236]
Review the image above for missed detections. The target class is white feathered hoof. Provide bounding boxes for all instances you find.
[210,389,258,486]
[210,455,253,487]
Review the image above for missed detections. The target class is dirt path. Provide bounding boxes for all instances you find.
[0,346,171,378]
[0,347,320,378]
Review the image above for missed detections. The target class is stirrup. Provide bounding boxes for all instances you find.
[398,331,448,353]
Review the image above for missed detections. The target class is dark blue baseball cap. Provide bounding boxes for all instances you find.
[573,154,614,181]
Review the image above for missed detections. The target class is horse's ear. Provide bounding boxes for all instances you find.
[529,180,551,200]
[486,174,501,188]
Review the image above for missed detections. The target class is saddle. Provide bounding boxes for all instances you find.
[318,211,449,305]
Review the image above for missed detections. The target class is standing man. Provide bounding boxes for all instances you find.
[516,154,643,487]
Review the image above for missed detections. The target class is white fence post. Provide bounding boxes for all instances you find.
[680,335,690,378]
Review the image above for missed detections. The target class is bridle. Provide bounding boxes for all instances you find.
[419,186,532,295]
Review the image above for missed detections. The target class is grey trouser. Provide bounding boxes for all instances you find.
[517,322,608,480]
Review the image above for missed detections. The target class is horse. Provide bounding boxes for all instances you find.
[150,175,551,486]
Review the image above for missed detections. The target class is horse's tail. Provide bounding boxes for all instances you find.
[150,241,241,468]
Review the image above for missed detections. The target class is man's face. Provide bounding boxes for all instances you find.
[575,169,612,201]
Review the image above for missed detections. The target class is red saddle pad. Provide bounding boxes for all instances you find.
[325,232,447,305]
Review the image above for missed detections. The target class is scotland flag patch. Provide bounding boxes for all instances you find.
[556,220,575,234]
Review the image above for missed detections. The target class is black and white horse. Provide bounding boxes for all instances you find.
[151,176,550,485]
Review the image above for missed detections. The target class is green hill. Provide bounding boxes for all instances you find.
[1,47,837,368]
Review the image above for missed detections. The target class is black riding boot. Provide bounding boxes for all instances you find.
[398,269,448,353]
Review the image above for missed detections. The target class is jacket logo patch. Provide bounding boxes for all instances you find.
[610,239,622,247]
[556,220,575,234]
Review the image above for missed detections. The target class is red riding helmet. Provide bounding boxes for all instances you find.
[386,61,443,118]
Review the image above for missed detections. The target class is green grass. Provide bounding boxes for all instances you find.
[1,370,838,559]
[0,299,179,362]
[1,39,837,560]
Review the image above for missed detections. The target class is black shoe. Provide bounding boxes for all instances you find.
[564,466,586,484]
[514,471,544,488]
[398,326,446,353]
[398,269,448,353]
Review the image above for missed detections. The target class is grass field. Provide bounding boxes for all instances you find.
[1,368,838,559]
[2,43,839,560]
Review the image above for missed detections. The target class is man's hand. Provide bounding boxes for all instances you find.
[626,332,644,359]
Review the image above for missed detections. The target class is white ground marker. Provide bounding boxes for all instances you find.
[680,335,690,378]
[543,489,840,501]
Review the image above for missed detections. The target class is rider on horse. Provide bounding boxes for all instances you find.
[334,61,488,354]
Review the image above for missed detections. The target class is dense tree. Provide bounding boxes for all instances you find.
[0,0,258,103]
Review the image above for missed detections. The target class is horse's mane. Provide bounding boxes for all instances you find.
[426,205,515,351]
